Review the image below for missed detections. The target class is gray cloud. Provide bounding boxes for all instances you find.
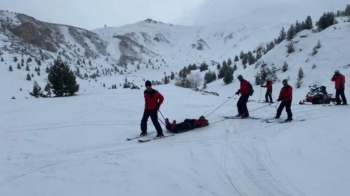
[1,0,203,30]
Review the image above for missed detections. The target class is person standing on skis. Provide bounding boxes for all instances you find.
[140,80,164,138]
[275,79,293,122]
[235,75,250,118]
[331,70,347,105]
[261,78,273,103]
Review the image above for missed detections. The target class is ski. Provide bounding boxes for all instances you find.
[265,119,306,123]
[138,134,175,143]
[222,116,261,120]
[126,131,156,141]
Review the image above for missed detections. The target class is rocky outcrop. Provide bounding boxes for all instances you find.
[114,34,157,66]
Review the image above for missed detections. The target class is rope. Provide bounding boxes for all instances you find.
[158,110,166,120]
[206,94,236,118]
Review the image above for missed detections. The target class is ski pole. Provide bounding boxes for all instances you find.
[249,102,274,113]
[206,93,236,118]
[259,86,262,103]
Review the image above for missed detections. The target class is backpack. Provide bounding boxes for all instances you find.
[247,81,254,96]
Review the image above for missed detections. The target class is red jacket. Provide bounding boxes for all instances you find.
[239,80,250,95]
[279,85,293,102]
[262,81,272,90]
[331,74,345,89]
[144,89,164,110]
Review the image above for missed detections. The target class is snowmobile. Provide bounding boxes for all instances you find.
[299,83,337,105]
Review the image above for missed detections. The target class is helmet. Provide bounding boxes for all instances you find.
[334,70,340,74]
[199,116,206,121]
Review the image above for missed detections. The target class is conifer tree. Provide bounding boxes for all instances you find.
[48,59,79,97]
[287,41,295,53]
[298,67,304,79]
[218,63,229,79]
[227,58,232,66]
[294,21,303,33]
[234,55,239,62]
[26,65,30,71]
[242,54,248,65]
[164,75,169,84]
[223,70,233,84]
[17,63,21,69]
[26,73,31,81]
[232,63,237,72]
[305,16,313,30]
[312,63,316,69]
[9,65,13,71]
[317,12,336,30]
[1,57,4,61]
[199,63,208,72]
[295,67,304,88]
[247,51,256,65]
[287,24,295,41]
[278,27,286,43]
[282,61,289,72]
[31,81,42,98]
[44,83,51,92]
[239,51,245,60]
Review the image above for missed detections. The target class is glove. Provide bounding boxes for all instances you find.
[156,103,161,110]
[235,91,240,95]
[277,98,282,102]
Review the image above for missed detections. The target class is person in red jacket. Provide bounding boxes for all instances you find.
[261,78,273,103]
[275,79,293,122]
[140,80,164,137]
[235,75,250,118]
[331,70,347,105]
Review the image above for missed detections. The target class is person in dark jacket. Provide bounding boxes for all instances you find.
[261,79,273,103]
[275,79,293,121]
[140,80,164,137]
[165,116,209,133]
[235,75,250,118]
[331,70,347,105]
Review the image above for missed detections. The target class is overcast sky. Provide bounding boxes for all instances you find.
[1,0,204,30]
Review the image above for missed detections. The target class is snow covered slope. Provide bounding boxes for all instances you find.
[0,81,349,196]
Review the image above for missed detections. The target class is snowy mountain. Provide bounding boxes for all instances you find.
[1,3,350,196]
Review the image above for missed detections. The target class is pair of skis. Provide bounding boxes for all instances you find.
[222,116,261,120]
[222,116,306,123]
[262,118,306,123]
[126,131,175,143]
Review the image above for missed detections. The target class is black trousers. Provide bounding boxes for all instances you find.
[276,101,293,119]
[265,89,273,103]
[141,109,163,134]
[336,88,347,104]
[237,94,250,117]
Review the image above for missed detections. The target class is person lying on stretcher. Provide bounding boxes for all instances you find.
[165,116,209,133]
